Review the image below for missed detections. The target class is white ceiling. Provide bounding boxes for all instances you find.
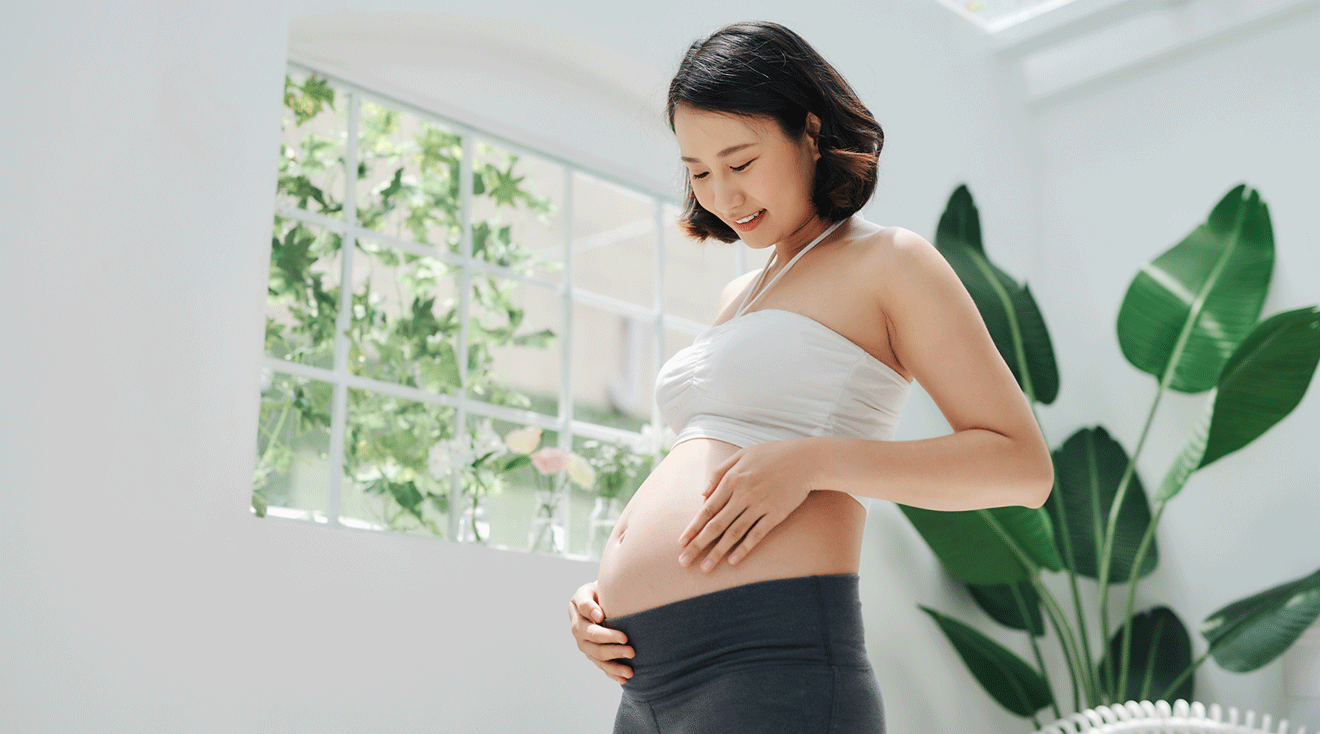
[934,0,1320,102]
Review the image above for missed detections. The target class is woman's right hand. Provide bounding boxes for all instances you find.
[569,580,634,685]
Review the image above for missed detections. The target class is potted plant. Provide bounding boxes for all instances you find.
[904,183,1320,728]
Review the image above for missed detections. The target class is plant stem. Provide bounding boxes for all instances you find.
[1036,577,1080,712]
[469,473,486,543]
[979,510,1087,710]
[1011,582,1061,720]
[1116,499,1167,701]
[256,397,294,476]
[1137,615,1166,701]
[1030,399,1100,709]
[1158,648,1212,702]
[1097,378,1169,701]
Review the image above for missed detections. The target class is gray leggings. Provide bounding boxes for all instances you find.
[601,573,885,733]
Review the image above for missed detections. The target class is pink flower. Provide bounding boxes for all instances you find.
[530,447,571,475]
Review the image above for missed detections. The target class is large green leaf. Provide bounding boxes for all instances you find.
[1046,426,1157,580]
[934,185,1060,405]
[1158,306,1320,502]
[967,581,1045,636]
[1116,183,1274,393]
[1201,566,1320,673]
[900,505,1061,585]
[1098,606,1193,703]
[920,606,1053,717]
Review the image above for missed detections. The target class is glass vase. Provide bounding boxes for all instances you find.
[457,492,490,544]
[588,495,622,560]
[528,484,566,555]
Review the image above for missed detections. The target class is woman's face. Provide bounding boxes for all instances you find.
[674,104,823,247]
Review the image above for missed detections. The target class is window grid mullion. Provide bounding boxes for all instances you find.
[325,89,360,527]
[557,167,576,554]
[450,133,475,542]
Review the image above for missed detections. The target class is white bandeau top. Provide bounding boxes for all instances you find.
[655,219,910,515]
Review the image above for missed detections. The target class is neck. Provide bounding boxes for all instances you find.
[770,214,845,266]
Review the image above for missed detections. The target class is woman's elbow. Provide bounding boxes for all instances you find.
[1022,452,1054,508]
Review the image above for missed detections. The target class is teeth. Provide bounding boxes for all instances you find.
[736,210,762,224]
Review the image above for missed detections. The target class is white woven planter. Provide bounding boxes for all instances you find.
[1036,699,1305,734]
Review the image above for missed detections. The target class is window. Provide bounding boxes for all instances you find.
[255,62,739,560]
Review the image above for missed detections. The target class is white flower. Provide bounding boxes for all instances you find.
[428,434,475,479]
[630,423,669,454]
[660,425,677,451]
[504,425,542,454]
[472,419,508,461]
[566,453,597,489]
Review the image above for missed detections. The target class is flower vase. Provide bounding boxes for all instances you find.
[458,492,490,544]
[528,485,566,555]
[588,496,622,560]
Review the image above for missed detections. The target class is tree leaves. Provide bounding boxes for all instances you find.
[259,73,559,536]
[284,73,336,126]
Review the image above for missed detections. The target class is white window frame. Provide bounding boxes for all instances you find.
[266,60,742,557]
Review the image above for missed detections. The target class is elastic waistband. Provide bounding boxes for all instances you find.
[601,573,870,701]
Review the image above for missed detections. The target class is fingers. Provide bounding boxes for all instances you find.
[573,616,634,683]
[703,511,764,571]
[684,456,739,540]
[679,498,745,569]
[678,492,722,549]
[568,598,628,645]
[568,590,634,684]
[593,648,635,684]
[570,582,607,625]
[727,520,769,566]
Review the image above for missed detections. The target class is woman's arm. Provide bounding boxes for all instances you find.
[807,227,1051,510]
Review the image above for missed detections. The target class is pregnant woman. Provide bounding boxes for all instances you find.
[568,20,1054,733]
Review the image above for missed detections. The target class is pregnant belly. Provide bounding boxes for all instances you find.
[595,437,866,619]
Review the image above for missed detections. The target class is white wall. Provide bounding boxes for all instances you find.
[2,1,1316,732]
[1027,3,1320,719]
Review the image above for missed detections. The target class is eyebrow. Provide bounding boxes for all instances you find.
[680,143,758,164]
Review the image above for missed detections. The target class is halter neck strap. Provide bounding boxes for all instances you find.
[735,218,847,318]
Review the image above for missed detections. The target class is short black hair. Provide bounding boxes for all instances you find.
[666,20,884,243]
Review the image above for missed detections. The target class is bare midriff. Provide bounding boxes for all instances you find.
[595,436,866,619]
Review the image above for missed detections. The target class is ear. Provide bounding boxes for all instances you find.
[804,111,823,161]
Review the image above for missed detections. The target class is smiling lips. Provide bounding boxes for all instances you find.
[731,209,765,230]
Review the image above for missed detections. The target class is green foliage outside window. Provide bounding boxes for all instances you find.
[254,72,569,537]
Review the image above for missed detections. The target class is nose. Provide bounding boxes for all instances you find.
[709,174,744,218]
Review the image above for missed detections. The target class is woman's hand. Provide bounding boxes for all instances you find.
[568,580,634,685]
[677,438,816,572]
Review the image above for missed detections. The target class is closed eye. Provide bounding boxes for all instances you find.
[690,160,754,180]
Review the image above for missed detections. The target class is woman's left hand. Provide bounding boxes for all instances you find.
[677,438,816,572]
